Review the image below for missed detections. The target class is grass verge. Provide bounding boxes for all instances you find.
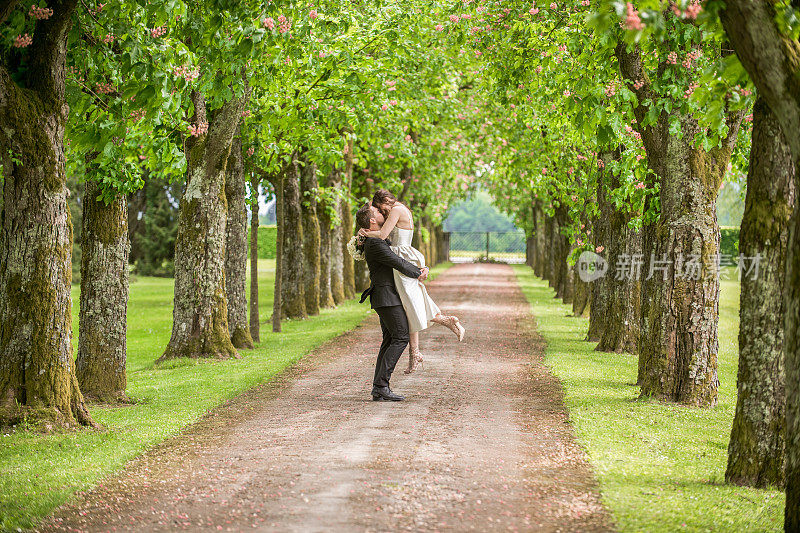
[512,265,784,532]
[0,260,452,530]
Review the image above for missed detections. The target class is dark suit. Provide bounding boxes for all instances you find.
[359,237,422,389]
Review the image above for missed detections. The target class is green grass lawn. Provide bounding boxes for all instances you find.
[513,265,785,532]
[0,260,452,530]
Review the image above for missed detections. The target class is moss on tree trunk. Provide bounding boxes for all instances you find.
[0,0,95,428]
[160,92,246,361]
[224,134,253,349]
[76,179,130,403]
[280,154,307,320]
[726,98,794,488]
[299,152,321,316]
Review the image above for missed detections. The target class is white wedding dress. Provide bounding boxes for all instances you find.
[388,227,441,333]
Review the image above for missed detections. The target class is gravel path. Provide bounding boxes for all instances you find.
[41,263,613,532]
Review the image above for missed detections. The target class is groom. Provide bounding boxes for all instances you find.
[356,203,429,402]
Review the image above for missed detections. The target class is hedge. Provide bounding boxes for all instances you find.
[250,225,738,262]
[720,226,739,258]
[248,225,277,259]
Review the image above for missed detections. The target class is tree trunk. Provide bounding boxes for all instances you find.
[715,3,800,520]
[616,43,743,405]
[636,112,737,406]
[299,152,320,316]
[572,260,590,317]
[280,154,307,319]
[354,260,370,292]
[270,173,283,333]
[588,160,613,342]
[534,203,547,278]
[726,98,794,488]
[554,205,572,303]
[341,138,356,299]
[0,0,95,427]
[546,216,558,288]
[637,194,658,383]
[785,172,800,531]
[224,134,253,349]
[249,172,260,342]
[318,168,337,309]
[436,225,448,263]
[597,149,642,354]
[76,179,130,403]
[161,92,246,361]
[330,197,345,306]
[526,234,535,268]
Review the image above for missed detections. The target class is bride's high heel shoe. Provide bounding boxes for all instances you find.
[404,349,424,374]
[444,316,465,342]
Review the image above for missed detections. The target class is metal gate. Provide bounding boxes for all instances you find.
[446,231,526,264]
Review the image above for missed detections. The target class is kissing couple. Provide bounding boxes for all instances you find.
[352,189,465,402]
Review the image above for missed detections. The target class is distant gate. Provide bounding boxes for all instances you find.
[446,231,526,264]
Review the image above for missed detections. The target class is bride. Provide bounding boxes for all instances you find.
[358,189,465,373]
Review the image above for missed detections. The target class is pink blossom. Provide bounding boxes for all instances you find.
[29,5,53,19]
[625,2,644,30]
[13,33,32,48]
[449,14,459,23]
[151,26,167,37]
[381,104,389,111]
[263,17,275,29]
[389,99,397,105]
[189,121,209,137]
[596,245,604,253]
[635,182,646,189]
[550,2,557,8]
[667,51,678,64]
[309,9,318,19]
[435,24,444,31]
[685,1,701,19]
[530,7,540,14]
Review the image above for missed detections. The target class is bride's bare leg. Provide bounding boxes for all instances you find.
[431,313,465,341]
[404,331,423,374]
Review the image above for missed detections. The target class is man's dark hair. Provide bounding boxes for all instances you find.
[355,202,373,230]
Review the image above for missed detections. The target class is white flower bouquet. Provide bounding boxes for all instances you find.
[347,235,366,261]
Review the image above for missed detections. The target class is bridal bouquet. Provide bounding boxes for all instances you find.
[347,235,366,261]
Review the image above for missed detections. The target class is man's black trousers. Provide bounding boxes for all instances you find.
[372,305,411,389]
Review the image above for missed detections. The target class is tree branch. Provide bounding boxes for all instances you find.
[720,0,800,163]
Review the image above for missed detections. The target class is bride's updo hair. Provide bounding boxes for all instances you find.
[372,189,397,217]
